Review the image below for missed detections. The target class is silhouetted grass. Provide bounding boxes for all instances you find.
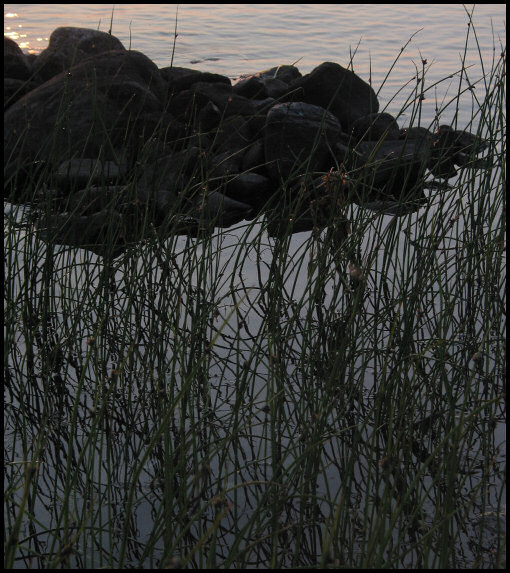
[4,13,505,569]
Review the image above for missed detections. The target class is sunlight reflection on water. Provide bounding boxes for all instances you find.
[3,3,505,125]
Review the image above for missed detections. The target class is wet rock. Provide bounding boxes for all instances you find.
[264,101,342,182]
[289,61,379,130]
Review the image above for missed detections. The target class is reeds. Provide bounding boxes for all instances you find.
[4,15,506,569]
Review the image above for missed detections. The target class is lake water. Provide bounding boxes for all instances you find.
[4,3,506,126]
[4,3,506,568]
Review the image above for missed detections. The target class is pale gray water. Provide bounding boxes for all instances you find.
[4,3,506,125]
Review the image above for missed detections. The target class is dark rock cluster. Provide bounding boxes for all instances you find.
[4,27,488,255]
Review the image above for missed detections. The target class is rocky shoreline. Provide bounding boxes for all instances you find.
[4,27,488,255]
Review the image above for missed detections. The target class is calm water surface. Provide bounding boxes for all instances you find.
[4,3,506,124]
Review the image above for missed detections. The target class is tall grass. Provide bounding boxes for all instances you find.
[4,15,506,569]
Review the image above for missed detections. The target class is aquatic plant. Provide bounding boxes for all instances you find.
[4,12,505,569]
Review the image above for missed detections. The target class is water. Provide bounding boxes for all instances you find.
[4,3,506,125]
[4,4,506,568]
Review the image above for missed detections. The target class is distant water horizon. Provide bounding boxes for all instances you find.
[4,3,506,126]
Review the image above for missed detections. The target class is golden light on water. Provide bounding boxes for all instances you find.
[4,12,22,43]
[4,11,46,53]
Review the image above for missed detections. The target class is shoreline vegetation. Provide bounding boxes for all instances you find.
[4,9,506,569]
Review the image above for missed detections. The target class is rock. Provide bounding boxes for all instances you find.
[351,112,400,142]
[224,173,275,212]
[4,78,40,109]
[349,138,431,201]
[4,37,32,81]
[33,27,126,82]
[213,115,252,154]
[399,126,431,141]
[56,158,127,192]
[136,186,191,227]
[168,81,255,125]
[4,49,165,184]
[233,65,301,102]
[254,65,302,84]
[233,75,289,100]
[266,172,350,237]
[241,139,266,173]
[190,82,255,116]
[39,208,128,257]
[198,100,222,131]
[428,125,489,177]
[160,67,231,92]
[290,61,379,130]
[192,190,254,228]
[4,29,489,255]
[264,101,342,182]
[4,37,37,109]
[209,149,245,179]
[66,185,129,215]
[233,76,266,99]
[4,159,49,202]
[141,185,254,229]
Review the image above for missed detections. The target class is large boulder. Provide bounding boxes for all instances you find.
[4,49,166,197]
[290,61,379,130]
[264,101,342,182]
[33,27,126,81]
